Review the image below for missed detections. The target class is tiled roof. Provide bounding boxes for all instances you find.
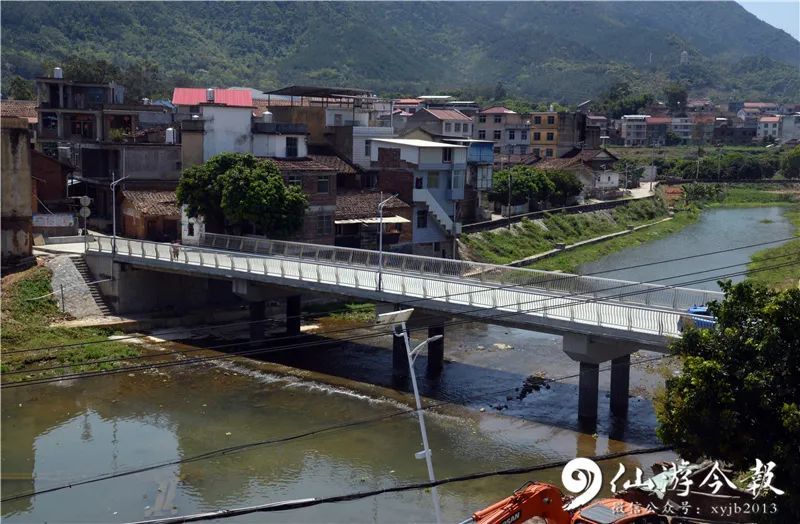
[646,116,672,124]
[335,192,409,220]
[394,98,423,105]
[121,190,180,217]
[759,116,780,123]
[307,154,358,174]
[1,100,38,124]
[479,106,516,114]
[744,102,777,108]
[261,157,336,172]
[535,157,585,170]
[422,108,472,122]
[172,88,253,107]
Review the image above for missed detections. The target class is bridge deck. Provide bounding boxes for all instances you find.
[89,234,723,349]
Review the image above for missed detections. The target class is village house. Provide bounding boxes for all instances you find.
[120,190,180,241]
[620,115,649,146]
[779,113,800,144]
[645,116,671,145]
[670,117,694,143]
[473,106,530,155]
[333,192,411,249]
[536,147,621,200]
[1,117,33,266]
[402,108,473,139]
[370,138,467,257]
[530,111,587,157]
[757,115,780,141]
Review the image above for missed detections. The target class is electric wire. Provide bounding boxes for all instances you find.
[5,234,794,356]
[2,251,794,383]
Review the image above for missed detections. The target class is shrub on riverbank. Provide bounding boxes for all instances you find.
[0,265,138,383]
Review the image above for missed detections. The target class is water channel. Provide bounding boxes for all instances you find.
[2,207,792,523]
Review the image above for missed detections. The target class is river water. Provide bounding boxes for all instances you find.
[2,207,790,523]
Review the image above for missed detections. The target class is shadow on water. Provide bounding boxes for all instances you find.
[207,329,662,447]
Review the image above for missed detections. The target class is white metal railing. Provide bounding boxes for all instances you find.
[89,234,722,339]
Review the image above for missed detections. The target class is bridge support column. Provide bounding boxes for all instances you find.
[610,354,630,417]
[578,362,600,425]
[392,327,408,380]
[426,323,444,378]
[286,295,301,336]
[249,301,266,342]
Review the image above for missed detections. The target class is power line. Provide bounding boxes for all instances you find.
[3,251,794,383]
[7,234,793,356]
[125,445,674,524]
[3,256,792,387]
[0,352,671,503]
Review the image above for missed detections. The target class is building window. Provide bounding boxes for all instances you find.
[508,130,516,140]
[364,139,371,157]
[317,214,332,235]
[493,130,501,140]
[546,132,554,141]
[546,148,554,157]
[533,148,540,157]
[534,116,542,124]
[288,174,302,186]
[452,170,464,189]
[493,147,501,154]
[463,124,469,135]
[428,171,440,189]
[533,132,541,141]
[286,137,298,158]
[494,115,502,123]
[547,115,555,125]
[478,130,486,139]
[317,175,330,193]
[417,210,428,229]
[521,130,528,141]
[454,123,461,132]
[479,115,486,123]
[442,148,453,163]
[445,122,452,132]
[187,223,195,236]
[189,105,200,114]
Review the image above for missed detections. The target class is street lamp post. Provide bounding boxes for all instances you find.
[376,309,443,524]
[377,193,399,292]
[506,171,512,230]
[110,172,130,255]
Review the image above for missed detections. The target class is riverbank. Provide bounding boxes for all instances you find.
[0,264,140,383]
[460,196,670,264]
[748,207,800,290]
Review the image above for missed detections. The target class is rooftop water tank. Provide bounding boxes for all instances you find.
[262,111,273,123]
[53,67,63,79]
[165,128,176,144]
[206,88,215,102]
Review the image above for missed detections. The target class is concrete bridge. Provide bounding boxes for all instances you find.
[86,233,721,425]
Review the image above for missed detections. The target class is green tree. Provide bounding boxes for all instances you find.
[489,166,555,207]
[176,153,307,237]
[657,282,800,521]
[120,59,168,103]
[663,82,688,114]
[546,170,583,205]
[665,130,682,146]
[781,146,800,178]
[8,75,34,100]
[61,55,120,83]
[494,81,507,101]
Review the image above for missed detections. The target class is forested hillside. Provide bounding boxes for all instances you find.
[2,1,798,102]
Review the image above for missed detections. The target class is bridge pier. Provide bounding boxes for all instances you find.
[610,354,631,417]
[392,327,408,380]
[249,301,266,342]
[578,362,600,425]
[426,323,444,378]
[286,295,301,336]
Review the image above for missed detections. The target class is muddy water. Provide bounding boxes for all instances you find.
[2,336,675,523]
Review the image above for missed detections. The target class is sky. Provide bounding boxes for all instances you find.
[738,1,800,40]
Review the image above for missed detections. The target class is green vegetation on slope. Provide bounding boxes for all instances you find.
[462,196,670,265]
[748,208,800,291]
[0,265,138,383]
[1,2,798,102]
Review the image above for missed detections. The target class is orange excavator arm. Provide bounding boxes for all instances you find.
[470,482,572,524]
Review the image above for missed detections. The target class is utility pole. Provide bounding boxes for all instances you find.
[506,171,512,230]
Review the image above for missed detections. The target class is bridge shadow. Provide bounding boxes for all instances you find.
[192,330,662,447]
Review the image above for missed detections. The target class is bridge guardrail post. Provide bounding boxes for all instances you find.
[127,240,132,255]
[628,307,633,331]
[263,258,268,275]
[246,257,251,272]
[280,260,285,278]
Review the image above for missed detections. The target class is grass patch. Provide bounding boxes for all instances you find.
[708,185,799,208]
[461,196,671,264]
[747,208,800,290]
[1,265,139,383]
[304,301,376,323]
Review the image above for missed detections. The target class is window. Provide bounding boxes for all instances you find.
[187,223,195,237]
[442,148,453,163]
[494,115,502,123]
[521,130,528,141]
[452,170,464,189]
[533,148,541,157]
[428,172,440,189]
[288,174,302,186]
[478,130,486,139]
[317,214,332,235]
[317,175,330,194]
[547,115,555,125]
[463,124,469,135]
[454,123,461,132]
[546,132,554,141]
[534,116,542,124]
[189,105,200,114]
[364,139,371,157]
[417,210,428,229]
[334,114,343,126]
[493,147,501,154]
[546,148,554,157]
[479,115,486,123]
[493,130,501,140]
[445,122,452,132]
[508,130,516,140]
[286,137,298,157]
[533,132,541,141]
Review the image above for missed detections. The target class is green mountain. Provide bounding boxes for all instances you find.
[2,1,798,103]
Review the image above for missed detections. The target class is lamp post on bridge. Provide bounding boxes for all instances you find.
[377,192,399,292]
[110,172,130,256]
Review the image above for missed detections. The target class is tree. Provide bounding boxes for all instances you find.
[546,170,583,206]
[657,282,800,521]
[494,81,507,101]
[489,166,555,207]
[781,146,800,178]
[61,55,120,83]
[8,75,34,100]
[664,82,688,114]
[120,59,168,103]
[176,153,307,237]
[665,130,682,146]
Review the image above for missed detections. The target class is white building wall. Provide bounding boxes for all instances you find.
[325,108,370,127]
[201,106,253,161]
[370,143,420,165]
[419,147,467,164]
[352,126,394,169]
[180,206,205,245]
[779,114,800,143]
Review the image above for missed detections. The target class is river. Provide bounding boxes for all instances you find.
[3,207,790,523]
